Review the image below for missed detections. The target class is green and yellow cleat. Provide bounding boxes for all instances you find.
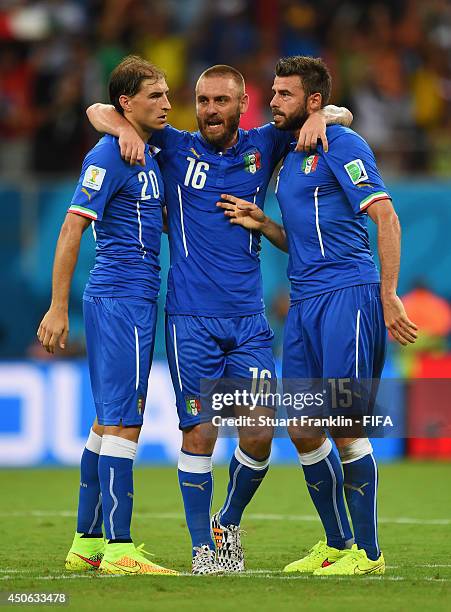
[283,539,346,574]
[313,544,385,576]
[99,542,178,575]
[65,532,105,571]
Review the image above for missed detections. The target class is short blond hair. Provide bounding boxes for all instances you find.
[196,64,245,96]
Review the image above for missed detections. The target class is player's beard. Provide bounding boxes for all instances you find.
[198,109,241,149]
[273,102,309,131]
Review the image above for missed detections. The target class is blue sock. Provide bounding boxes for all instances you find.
[342,443,380,561]
[220,446,270,526]
[98,435,137,541]
[299,439,353,550]
[178,450,214,554]
[77,429,103,536]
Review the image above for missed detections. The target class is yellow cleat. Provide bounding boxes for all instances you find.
[65,532,104,571]
[99,542,178,575]
[313,544,385,576]
[283,540,346,574]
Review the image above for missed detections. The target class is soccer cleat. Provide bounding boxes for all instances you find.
[192,544,224,575]
[283,539,345,574]
[211,512,245,572]
[65,532,104,571]
[99,542,178,575]
[313,544,385,576]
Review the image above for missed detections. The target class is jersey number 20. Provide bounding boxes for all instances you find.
[138,170,160,200]
[184,157,209,189]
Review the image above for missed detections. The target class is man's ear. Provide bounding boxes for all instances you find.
[307,92,322,113]
[240,93,249,115]
[119,94,131,114]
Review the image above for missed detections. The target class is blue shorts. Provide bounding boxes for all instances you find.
[83,296,157,427]
[165,313,276,429]
[282,284,386,417]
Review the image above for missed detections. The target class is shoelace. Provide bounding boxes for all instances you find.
[340,549,360,563]
[135,543,155,558]
[226,526,245,561]
[232,526,245,541]
[193,545,215,558]
[309,541,326,557]
[223,524,246,539]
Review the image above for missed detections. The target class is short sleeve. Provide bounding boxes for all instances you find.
[324,131,391,214]
[253,122,292,165]
[68,142,124,221]
[149,124,186,151]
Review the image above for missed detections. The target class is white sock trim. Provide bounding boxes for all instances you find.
[178,451,212,474]
[235,446,270,470]
[100,435,137,461]
[339,438,373,464]
[85,429,102,455]
[298,438,332,466]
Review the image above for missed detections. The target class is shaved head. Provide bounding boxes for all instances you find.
[196,65,245,97]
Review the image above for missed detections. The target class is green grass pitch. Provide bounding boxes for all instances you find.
[0,463,450,611]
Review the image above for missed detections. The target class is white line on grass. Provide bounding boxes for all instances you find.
[0,573,449,584]
[2,565,449,575]
[3,565,450,575]
[0,567,282,578]
[420,564,451,568]
[0,510,449,526]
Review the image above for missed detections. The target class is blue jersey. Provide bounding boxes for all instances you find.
[69,135,164,301]
[151,124,291,317]
[276,125,391,301]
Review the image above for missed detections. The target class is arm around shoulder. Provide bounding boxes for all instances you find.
[86,103,145,165]
[86,103,122,135]
[295,104,353,153]
[323,105,353,127]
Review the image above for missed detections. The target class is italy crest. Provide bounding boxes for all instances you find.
[243,150,261,174]
[302,154,319,174]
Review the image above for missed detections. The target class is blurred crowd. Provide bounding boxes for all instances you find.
[268,283,451,378]
[0,0,451,177]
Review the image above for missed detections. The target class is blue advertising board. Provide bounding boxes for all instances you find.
[0,361,403,467]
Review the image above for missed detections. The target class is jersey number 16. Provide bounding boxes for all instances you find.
[184,157,210,189]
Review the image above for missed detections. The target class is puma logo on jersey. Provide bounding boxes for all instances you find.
[81,187,92,201]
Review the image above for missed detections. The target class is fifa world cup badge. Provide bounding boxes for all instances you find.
[344,158,369,184]
[82,165,106,191]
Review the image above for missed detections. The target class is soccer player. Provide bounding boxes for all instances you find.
[37,56,177,575]
[87,65,352,574]
[217,56,418,576]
